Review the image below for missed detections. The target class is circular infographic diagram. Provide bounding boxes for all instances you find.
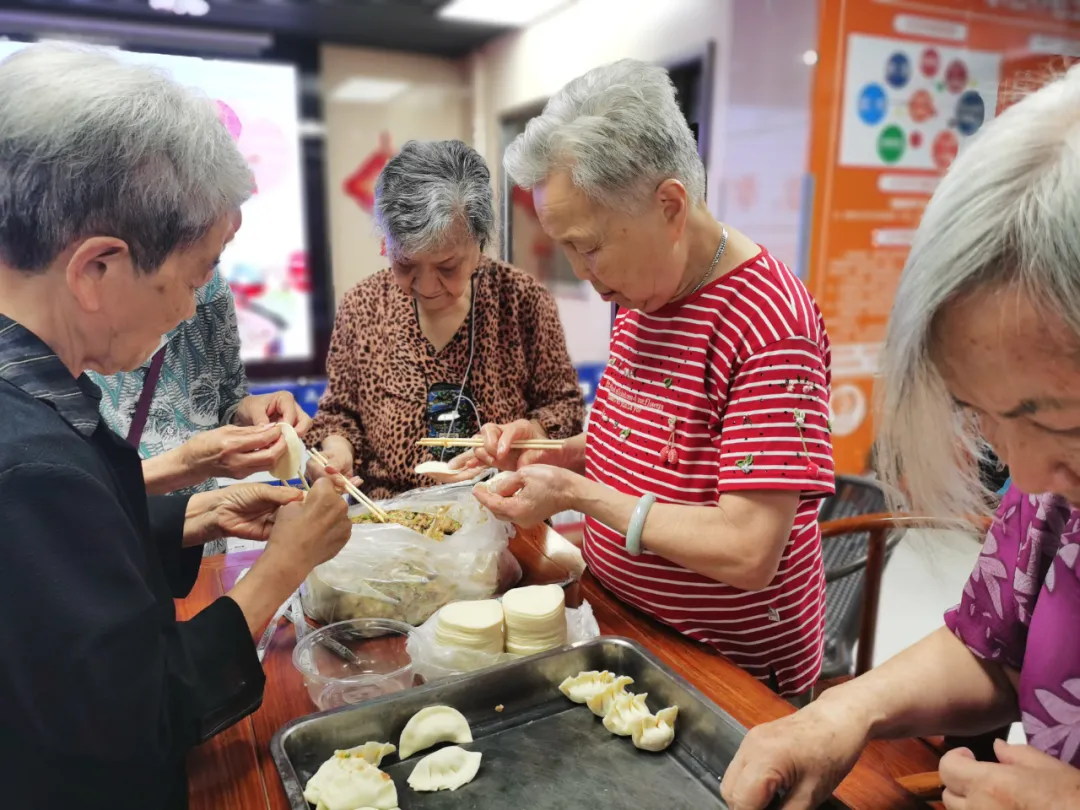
[877,125,906,163]
[839,34,1002,170]
[858,83,888,125]
[886,51,911,89]
[954,90,986,136]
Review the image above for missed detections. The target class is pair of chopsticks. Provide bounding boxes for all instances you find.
[307,447,389,522]
[416,437,567,450]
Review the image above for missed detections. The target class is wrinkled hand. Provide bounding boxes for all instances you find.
[268,477,352,569]
[234,390,313,435]
[476,420,559,471]
[213,482,306,541]
[182,424,287,481]
[471,464,574,527]
[939,740,1080,810]
[304,435,362,488]
[721,701,869,810]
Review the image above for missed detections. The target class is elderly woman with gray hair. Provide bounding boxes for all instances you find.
[721,69,1080,810]
[305,139,585,499]
[466,59,836,701]
[0,45,351,809]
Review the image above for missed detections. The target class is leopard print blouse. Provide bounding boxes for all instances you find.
[306,257,586,500]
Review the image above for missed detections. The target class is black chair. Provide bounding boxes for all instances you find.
[817,475,906,681]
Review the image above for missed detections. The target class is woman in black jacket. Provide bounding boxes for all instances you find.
[0,44,352,809]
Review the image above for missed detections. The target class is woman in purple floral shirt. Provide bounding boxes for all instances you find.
[721,67,1080,810]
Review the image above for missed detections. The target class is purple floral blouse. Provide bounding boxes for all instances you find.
[946,485,1080,764]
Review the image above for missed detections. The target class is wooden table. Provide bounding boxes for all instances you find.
[182,527,941,810]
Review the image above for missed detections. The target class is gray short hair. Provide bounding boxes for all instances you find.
[0,44,253,273]
[374,140,494,256]
[503,58,706,210]
[876,64,1080,527]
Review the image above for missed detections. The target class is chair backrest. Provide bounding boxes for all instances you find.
[818,475,891,681]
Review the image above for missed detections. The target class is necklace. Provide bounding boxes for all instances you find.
[687,225,729,298]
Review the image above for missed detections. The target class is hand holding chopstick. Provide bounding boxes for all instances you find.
[308,447,389,522]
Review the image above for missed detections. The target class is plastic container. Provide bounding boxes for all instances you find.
[292,618,415,711]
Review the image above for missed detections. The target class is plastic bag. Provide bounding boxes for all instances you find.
[407,599,601,683]
[301,483,520,626]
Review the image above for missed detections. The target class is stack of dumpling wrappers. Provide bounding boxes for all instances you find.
[503,584,567,655]
[435,600,505,654]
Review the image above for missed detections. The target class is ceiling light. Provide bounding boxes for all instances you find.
[330,77,410,104]
[437,0,573,27]
[802,49,819,66]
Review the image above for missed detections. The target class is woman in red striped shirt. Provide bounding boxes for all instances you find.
[466,59,835,700]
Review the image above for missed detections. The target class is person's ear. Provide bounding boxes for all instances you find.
[656,179,690,236]
[65,237,133,314]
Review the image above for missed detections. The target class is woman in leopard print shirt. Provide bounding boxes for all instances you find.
[305,140,584,499]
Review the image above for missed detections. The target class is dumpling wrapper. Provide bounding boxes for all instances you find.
[270,422,305,482]
[407,745,482,792]
[559,670,618,704]
[586,675,634,718]
[632,706,679,752]
[398,705,473,760]
[304,754,398,810]
[602,692,651,736]
[415,460,455,476]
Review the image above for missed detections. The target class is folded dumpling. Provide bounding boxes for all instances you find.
[585,675,634,718]
[304,754,398,810]
[399,706,473,760]
[342,741,397,766]
[558,670,618,704]
[407,745,483,792]
[303,743,397,805]
[602,692,651,736]
[632,706,679,752]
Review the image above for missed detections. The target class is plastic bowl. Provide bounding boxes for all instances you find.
[292,618,415,711]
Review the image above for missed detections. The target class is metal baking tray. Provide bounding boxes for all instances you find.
[271,636,840,809]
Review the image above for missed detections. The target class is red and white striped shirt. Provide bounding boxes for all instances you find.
[583,248,834,696]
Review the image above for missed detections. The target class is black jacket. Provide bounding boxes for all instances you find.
[0,371,265,808]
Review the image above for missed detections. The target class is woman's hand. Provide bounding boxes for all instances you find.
[449,420,583,476]
[212,482,305,541]
[304,434,359,486]
[471,465,576,527]
[939,740,1080,809]
[234,390,313,436]
[265,477,352,569]
[720,699,871,810]
[180,424,287,481]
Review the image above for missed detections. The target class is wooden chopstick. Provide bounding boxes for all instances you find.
[308,448,389,522]
[416,438,566,450]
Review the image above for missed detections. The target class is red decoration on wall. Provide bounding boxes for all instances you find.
[344,132,395,213]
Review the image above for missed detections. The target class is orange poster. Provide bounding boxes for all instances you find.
[807,0,1080,474]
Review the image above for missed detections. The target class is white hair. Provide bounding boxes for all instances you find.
[374,140,494,256]
[877,64,1080,527]
[503,58,706,210]
[0,44,253,273]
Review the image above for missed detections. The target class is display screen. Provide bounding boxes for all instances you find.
[0,42,311,364]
